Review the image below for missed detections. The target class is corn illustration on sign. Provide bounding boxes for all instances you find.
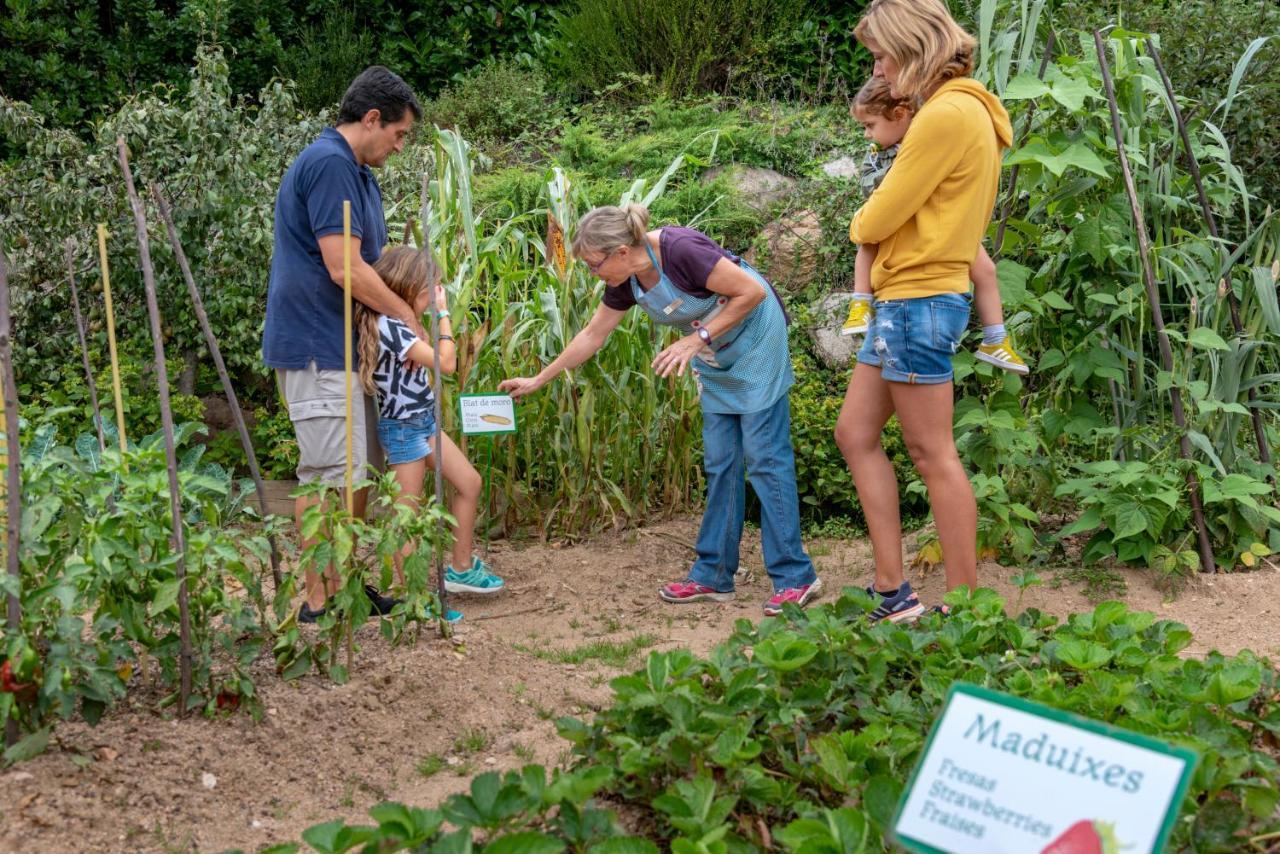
[459,393,518,435]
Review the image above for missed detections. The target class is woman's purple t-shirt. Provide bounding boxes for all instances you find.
[601,227,739,311]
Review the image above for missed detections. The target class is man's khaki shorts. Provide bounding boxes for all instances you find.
[277,363,383,486]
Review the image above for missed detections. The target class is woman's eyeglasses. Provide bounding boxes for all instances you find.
[584,248,618,274]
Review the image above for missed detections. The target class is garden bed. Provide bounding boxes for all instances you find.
[1,515,1277,852]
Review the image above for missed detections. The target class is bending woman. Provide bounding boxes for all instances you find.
[500,205,821,616]
[834,0,1012,620]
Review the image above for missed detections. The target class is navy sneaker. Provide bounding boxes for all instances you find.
[298,601,330,624]
[365,584,404,616]
[865,581,926,623]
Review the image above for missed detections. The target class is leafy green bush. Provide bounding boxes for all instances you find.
[1,418,281,754]
[1050,0,1280,210]
[422,59,560,146]
[2,45,322,459]
[548,0,807,97]
[276,5,375,114]
[0,0,561,135]
[287,592,1280,851]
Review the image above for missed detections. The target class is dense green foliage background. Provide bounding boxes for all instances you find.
[2,0,1278,579]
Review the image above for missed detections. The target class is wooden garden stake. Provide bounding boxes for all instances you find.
[116,137,193,708]
[1146,39,1272,476]
[421,173,451,634]
[66,240,106,454]
[150,184,282,587]
[97,224,129,460]
[342,201,355,517]
[1093,32,1217,574]
[0,250,22,749]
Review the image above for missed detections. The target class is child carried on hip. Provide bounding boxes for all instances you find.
[841,77,1029,376]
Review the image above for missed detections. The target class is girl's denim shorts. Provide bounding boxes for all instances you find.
[376,411,438,466]
[856,292,971,384]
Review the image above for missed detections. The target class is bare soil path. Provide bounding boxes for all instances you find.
[3,516,1278,853]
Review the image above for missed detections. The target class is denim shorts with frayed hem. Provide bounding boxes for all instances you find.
[376,411,438,466]
[856,292,971,384]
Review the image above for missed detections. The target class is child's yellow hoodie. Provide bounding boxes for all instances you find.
[849,78,1013,300]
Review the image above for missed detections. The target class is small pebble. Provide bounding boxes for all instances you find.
[201,772,217,790]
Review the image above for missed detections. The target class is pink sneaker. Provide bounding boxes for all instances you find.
[659,580,735,604]
[763,577,824,616]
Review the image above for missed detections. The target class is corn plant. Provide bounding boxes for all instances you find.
[406,127,712,537]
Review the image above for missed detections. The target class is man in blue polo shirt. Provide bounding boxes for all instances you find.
[263,66,423,622]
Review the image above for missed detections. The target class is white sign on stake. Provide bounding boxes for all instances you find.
[458,393,517,436]
[893,683,1197,854]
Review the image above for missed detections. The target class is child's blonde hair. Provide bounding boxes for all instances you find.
[854,76,914,119]
[355,246,440,396]
[854,0,975,100]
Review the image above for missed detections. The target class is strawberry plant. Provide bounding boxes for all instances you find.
[288,589,1280,852]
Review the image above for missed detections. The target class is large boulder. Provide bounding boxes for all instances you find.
[742,209,822,291]
[820,155,861,180]
[808,292,859,369]
[704,165,796,212]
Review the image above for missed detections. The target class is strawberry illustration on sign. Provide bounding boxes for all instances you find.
[1041,819,1124,854]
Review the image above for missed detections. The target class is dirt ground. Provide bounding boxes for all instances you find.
[2,516,1279,853]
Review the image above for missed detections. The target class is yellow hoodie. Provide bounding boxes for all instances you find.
[849,78,1013,300]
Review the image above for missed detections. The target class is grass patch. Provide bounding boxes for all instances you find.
[416,753,446,779]
[514,634,660,668]
[453,728,491,755]
[1051,564,1128,601]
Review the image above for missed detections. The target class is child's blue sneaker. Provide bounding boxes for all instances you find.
[865,581,926,623]
[444,556,505,595]
[443,608,463,623]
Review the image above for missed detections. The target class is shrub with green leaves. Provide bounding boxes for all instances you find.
[1,416,282,758]
[422,59,561,147]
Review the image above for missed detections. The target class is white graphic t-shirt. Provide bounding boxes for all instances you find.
[373,316,436,420]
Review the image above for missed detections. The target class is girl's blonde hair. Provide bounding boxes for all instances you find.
[854,76,914,118]
[570,203,650,258]
[355,245,440,396]
[854,0,975,100]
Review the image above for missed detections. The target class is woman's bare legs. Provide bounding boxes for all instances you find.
[834,362,903,592]
[889,381,977,591]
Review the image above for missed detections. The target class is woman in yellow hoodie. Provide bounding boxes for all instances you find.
[834,0,1012,621]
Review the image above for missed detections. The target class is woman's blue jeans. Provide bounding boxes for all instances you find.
[687,392,817,593]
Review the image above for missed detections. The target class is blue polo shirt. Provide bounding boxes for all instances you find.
[262,127,387,370]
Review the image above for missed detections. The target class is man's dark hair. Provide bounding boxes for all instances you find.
[337,66,423,125]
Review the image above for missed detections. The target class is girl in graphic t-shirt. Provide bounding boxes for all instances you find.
[355,246,504,611]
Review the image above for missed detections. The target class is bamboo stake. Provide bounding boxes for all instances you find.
[150,184,282,587]
[116,137,193,707]
[1093,32,1217,574]
[343,202,355,517]
[421,172,451,633]
[97,225,129,461]
[1146,39,1272,475]
[993,29,1056,258]
[0,250,22,749]
[66,240,106,454]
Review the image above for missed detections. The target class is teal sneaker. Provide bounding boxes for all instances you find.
[444,556,505,595]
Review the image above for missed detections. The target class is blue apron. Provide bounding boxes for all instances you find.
[631,242,793,414]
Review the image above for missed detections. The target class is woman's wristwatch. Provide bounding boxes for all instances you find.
[696,327,712,346]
